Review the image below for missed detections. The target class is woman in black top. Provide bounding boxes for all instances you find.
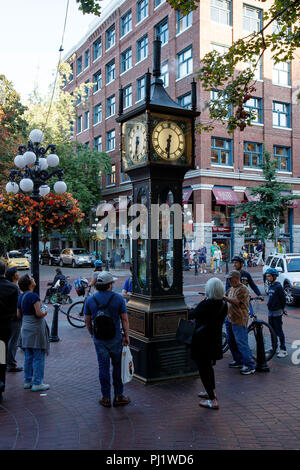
[188,277,227,410]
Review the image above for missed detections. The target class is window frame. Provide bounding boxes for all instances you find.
[94,136,102,152]
[137,75,146,102]
[137,0,148,23]
[84,110,89,130]
[211,0,232,26]
[121,48,132,74]
[273,101,291,128]
[106,95,116,118]
[84,49,90,69]
[273,145,291,172]
[93,103,102,125]
[106,59,115,85]
[244,97,263,124]
[272,61,291,86]
[93,38,102,61]
[77,56,83,76]
[177,45,193,79]
[243,4,262,33]
[137,35,148,63]
[176,10,192,34]
[155,17,169,45]
[106,130,116,152]
[243,141,263,168]
[106,24,116,50]
[123,84,133,109]
[121,10,132,37]
[93,70,102,93]
[177,92,192,109]
[211,137,233,166]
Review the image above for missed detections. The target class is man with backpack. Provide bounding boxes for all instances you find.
[84,271,131,408]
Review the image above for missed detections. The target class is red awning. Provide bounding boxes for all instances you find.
[245,190,260,202]
[212,188,239,206]
[183,189,193,204]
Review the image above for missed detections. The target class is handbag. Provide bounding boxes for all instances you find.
[176,318,195,345]
[121,346,134,384]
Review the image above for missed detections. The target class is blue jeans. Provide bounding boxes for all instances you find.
[24,348,45,385]
[268,314,286,351]
[214,259,221,272]
[225,318,255,369]
[93,336,123,399]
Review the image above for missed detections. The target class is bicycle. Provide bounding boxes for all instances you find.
[57,285,91,328]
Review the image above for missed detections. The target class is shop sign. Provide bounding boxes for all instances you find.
[212,227,231,233]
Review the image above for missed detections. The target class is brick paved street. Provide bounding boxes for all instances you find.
[1,266,300,450]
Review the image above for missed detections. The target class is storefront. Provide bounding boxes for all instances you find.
[211,187,239,258]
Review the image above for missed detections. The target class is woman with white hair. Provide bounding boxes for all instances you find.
[188,277,227,410]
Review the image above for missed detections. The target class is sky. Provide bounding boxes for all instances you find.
[0,0,109,102]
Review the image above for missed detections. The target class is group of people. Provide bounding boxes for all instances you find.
[184,241,228,275]
[188,255,288,410]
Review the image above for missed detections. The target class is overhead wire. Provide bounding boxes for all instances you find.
[43,0,70,132]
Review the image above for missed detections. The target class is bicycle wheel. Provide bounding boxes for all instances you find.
[222,331,229,354]
[67,301,86,328]
[248,320,277,362]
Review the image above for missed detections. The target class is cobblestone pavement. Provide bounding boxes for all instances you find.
[1,265,300,450]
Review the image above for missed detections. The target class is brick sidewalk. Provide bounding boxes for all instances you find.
[1,265,300,450]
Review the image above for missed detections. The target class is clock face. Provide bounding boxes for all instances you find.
[152,120,185,161]
[128,123,147,162]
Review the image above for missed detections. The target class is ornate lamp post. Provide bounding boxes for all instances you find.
[5,129,67,295]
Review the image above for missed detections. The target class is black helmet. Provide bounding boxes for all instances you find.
[231,256,244,264]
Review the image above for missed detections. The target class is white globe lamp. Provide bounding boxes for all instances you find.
[47,153,59,167]
[23,151,36,166]
[20,178,34,193]
[39,185,50,196]
[54,181,67,194]
[39,158,48,171]
[14,154,26,168]
[29,129,44,144]
[6,182,19,194]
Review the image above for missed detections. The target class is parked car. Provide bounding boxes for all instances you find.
[1,250,30,270]
[262,252,300,305]
[24,249,32,263]
[59,248,94,268]
[40,248,61,266]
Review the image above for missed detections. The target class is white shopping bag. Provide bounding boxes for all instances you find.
[121,346,134,384]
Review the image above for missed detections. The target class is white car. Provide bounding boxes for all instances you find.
[262,252,300,305]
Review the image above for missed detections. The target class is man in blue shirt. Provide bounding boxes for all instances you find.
[84,271,131,408]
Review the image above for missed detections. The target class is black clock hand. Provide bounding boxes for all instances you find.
[165,134,172,158]
[135,136,140,158]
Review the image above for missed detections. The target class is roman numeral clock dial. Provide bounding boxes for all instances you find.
[128,123,147,163]
[152,120,185,161]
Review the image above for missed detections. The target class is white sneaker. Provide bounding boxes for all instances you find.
[277,350,288,358]
[31,383,50,392]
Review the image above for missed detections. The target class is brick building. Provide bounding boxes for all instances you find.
[64,0,300,261]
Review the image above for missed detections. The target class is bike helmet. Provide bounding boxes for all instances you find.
[94,260,103,268]
[231,256,244,263]
[265,268,279,276]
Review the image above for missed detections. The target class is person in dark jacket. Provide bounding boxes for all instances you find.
[188,277,228,410]
[265,268,288,358]
[5,268,23,372]
[0,261,19,403]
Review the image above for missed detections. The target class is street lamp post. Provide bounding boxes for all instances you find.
[5,129,67,295]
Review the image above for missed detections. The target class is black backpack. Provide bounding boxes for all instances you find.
[92,293,116,340]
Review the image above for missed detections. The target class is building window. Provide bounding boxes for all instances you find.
[107,164,116,185]
[160,61,169,88]
[274,145,291,172]
[93,38,102,61]
[84,49,90,69]
[121,10,132,37]
[243,4,262,33]
[84,80,89,98]
[93,70,102,93]
[211,43,229,55]
[273,61,291,86]
[84,111,89,130]
[106,60,115,84]
[121,48,132,73]
[244,142,262,167]
[93,104,102,124]
[137,76,145,101]
[77,56,82,75]
[137,0,148,23]
[176,10,192,34]
[94,136,102,152]
[123,84,132,109]
[137,35,148,62]
[177,92,192,109]
[69,63,74,81]
[106,24,115,50]
[177,46,193,79]
[155,17,168,45]
[77,115,82,134]
[106,95,115,118]
[244,97,263,124]
[121,172,130,183]
[210,89,232,119]
[211,0,232,26]
[211,137,232,165]
[155,0,166,6]
[273,102,290,128]
[76,93,82,106]
[106,131,115,152]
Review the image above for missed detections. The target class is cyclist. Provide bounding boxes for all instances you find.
[226,256,264,314]
[265,268,288,358]
[89,260,103,289]
[43,268,66,302]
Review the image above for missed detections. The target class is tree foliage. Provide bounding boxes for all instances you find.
[76,0,102,16]
[234,147,300,242]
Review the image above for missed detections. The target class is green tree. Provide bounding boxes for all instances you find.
[234,147,300,243]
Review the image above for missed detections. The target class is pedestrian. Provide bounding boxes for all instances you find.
[265,268,288,358]
[17,274,50,391]
[213,246,222,273]
[224,270,256,375]
[277,241,284,254]
[198,242,207,273]
[193,251,198,275]
[0,261,19,403]
[89,260,103,288]
[210,241,218,273]
[188,278,227,410]
[84,271,131,408]
[240,245,248,271]
[122,265,132,302]
[255,239,264,266]
[5,268,23,373]
[44,268,66,302]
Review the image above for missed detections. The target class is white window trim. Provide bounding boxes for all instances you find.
[250,122,264,127]
[120,179,131,185]
[93,88,102,96]
[211,21,232,28]
[273,126,292,131]
[93,120,102,127]
[105,114,116,120]
[135,56,148,66]
[124,103,132,111]
[135,98,144,104]
[136,15,148,27]
[92,55,102,64]
[176,71,193,82]
[272,82,292,89]
[176,24,192,38]
[120,67,133,77]
[120,28,132,40]
[154,0,166,10]
[77,71,83,78]
[211,164,234,169]
[161,41,168,48]
[106,43,116,53]
[276,170,292,175]
[243,167,263,172]
[106,149,115,154]
[106,78,115,86]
